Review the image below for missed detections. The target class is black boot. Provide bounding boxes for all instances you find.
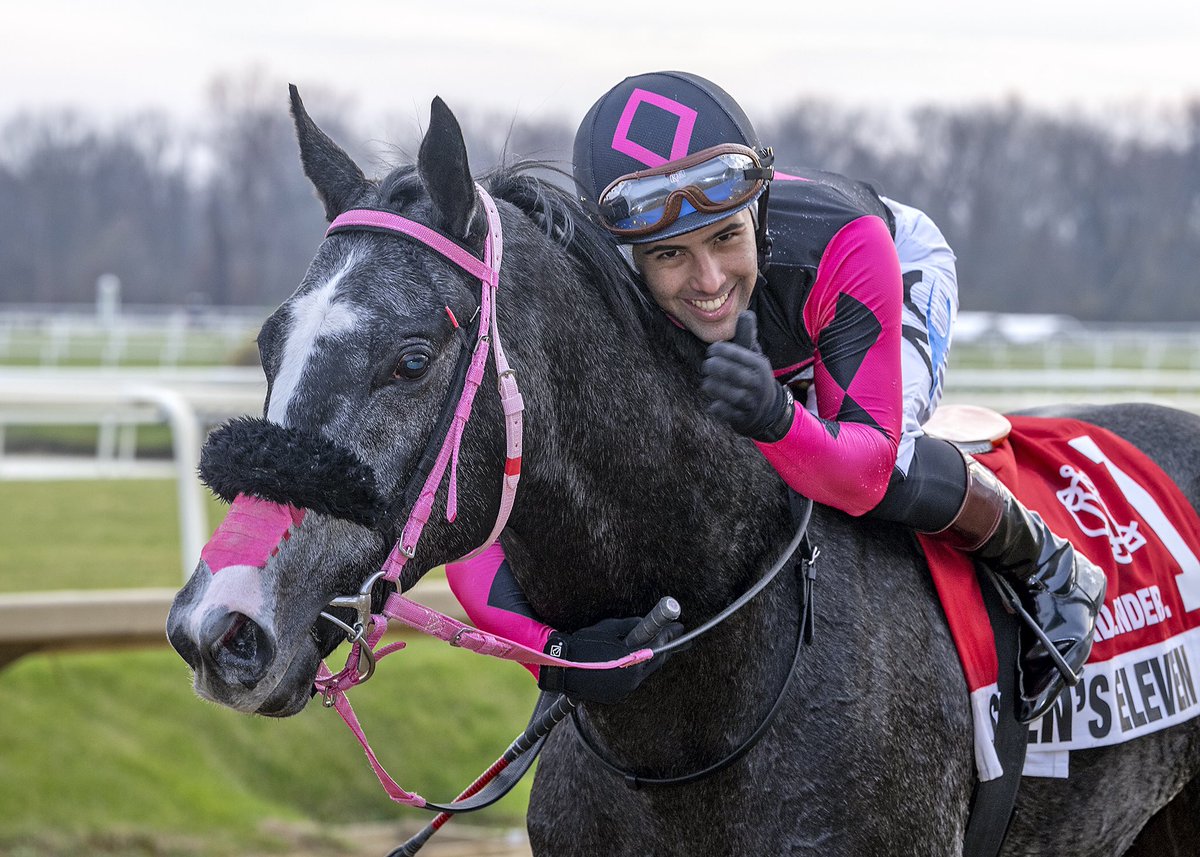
[931,457,1108,723]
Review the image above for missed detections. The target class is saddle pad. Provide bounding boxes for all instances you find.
[918,415,1200,780]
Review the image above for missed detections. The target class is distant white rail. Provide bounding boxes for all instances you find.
[942,368,1200,414]
[0,305,266,368]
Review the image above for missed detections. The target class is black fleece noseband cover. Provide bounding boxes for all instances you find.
[199,416,385,528]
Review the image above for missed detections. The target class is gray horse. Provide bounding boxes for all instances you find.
[167,88,1200,855]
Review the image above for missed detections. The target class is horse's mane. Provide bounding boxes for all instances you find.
[483,161,654,338]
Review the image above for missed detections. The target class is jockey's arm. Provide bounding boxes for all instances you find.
[755,214,904,516]
[445,543,552,679]
[446,546,681,701]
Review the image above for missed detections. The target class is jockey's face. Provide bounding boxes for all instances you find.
[632,208,758,344]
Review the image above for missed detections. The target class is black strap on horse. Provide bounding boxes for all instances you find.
[571,489,817,789]
[962,567,1029,857]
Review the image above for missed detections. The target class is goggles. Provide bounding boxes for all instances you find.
[597,144,774,239]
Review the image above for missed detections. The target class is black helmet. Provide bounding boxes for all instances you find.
[573,71,769,244]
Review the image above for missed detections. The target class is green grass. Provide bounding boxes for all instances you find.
[0,642,537,854]
[0,329,257,368]
[950,341,1200,372]
[0,480,224,592]
[0,480,536,854]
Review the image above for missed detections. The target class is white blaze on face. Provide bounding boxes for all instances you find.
[185,565,272,642]
[189,496,306,640]
[267,251,363,427]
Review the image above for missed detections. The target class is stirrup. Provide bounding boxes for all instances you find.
[983,569,1083,687]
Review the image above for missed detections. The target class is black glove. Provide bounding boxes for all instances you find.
[702,310,794,442]
[538,616,684,705]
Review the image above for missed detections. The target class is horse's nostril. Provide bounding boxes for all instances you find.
[220,612,252,653]
[204,611,275,689]
[167,622,201,670]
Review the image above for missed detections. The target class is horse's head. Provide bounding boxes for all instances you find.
[167,88,515,716]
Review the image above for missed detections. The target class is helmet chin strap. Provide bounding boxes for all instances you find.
[755,188,773,273]
[753,200,772,273]
[754,148,775,273]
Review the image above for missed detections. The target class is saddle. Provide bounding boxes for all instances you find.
[923,403,1012,452]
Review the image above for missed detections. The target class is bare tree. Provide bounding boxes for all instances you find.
[1,84,1197,321]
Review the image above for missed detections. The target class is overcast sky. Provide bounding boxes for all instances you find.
[4,0,1200,128]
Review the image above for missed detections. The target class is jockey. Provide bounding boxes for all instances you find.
[449,71,1106,724]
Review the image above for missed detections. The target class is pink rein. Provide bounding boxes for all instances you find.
[310,186,650,808]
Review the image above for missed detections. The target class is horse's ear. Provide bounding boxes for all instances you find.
[289,84,370,222]
[417,97,477,241]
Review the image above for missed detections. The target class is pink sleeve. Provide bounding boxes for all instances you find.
[445,542,552,678]
[755,215,902,516]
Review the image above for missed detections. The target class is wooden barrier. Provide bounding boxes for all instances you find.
[0,579,464,670]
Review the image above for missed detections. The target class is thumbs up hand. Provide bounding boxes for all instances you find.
[701,311,794,443]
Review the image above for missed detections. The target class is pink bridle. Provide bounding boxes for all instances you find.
[309,185,652,808]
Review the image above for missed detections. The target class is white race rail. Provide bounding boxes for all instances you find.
[942,368,1200,415]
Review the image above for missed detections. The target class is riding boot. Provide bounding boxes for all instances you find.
[928,456,1108,724]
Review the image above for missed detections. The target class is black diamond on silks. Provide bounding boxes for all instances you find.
[199,416,386,528]
[902,270,926,319]
[901,271,933,374]
[817,294,883,394]
[837,392,885,433]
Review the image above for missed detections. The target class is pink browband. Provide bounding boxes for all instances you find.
[326,208,498,286]
[312,187,650,808]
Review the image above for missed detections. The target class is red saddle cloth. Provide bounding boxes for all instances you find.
[918,415,1200,779]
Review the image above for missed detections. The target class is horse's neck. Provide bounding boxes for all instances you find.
[501,281,794,630]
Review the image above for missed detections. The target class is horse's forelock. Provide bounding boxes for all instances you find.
[375,165,424,212]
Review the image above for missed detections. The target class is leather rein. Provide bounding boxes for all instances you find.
[572,495,817,789]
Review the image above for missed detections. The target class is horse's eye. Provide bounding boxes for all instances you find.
[393,352,430,380]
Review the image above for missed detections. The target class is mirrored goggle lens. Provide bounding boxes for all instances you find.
[601,153,761,231]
